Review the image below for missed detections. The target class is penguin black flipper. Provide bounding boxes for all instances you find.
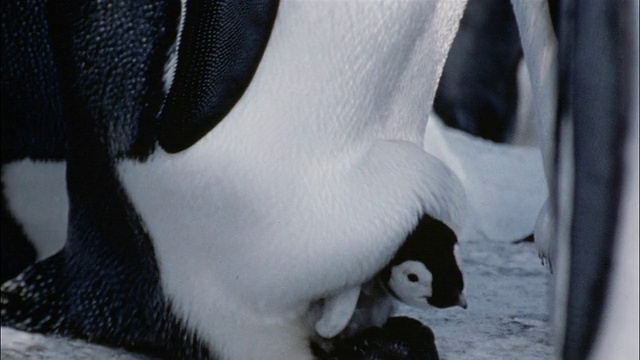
[47,0,182,160]
[156,1,280,153]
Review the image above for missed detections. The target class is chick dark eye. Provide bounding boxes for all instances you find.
[407,273,419,282]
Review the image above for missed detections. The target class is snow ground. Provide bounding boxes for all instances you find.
[1,116,552,359]
[396,239,552,360]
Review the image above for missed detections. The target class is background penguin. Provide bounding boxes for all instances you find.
[508,0,639,358]
[551,0,639,358]
[433,0,523,143]
[2,1,471,359]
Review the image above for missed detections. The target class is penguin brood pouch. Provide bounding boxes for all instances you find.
[1,1,470,359]
[312,215,466,341]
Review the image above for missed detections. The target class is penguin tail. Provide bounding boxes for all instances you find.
[1,251,67,334]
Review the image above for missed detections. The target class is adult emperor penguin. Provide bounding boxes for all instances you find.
[511,0,639,359]
[550,0,639,359]
[1,1,470,359]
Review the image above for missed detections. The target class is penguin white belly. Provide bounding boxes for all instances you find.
[2,160,68,260]
[118,2,468,359]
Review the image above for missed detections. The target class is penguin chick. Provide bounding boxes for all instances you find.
[384,215,467,310]
[314,215,467,340]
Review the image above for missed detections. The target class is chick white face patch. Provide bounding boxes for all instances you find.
[388,260,433,308]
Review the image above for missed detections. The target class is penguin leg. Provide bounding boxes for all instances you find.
[1,253,65,332]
